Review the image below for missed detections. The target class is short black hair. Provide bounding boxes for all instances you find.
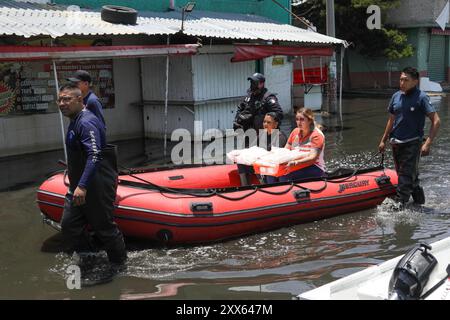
[402,67,419,80]
[265,112,279,122]
[59,83,80,92]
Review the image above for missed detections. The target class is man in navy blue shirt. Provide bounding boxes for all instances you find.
[379,67,440,207]
[58,84,126,276]
[67,70,106,126]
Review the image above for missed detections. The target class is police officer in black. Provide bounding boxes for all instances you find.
[233,73,284,186]
[234,73,283,131]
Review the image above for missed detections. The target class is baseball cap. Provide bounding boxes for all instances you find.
[247,73,265,82]
[67,70,91,83]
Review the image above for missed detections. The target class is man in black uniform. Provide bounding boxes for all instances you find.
[233,73,283,131]
[57,84,127,278]
[233,73,284,186]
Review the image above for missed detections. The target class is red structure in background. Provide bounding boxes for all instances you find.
[293,65,328,84]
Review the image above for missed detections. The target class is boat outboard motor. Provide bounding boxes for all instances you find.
[388,243,437,300]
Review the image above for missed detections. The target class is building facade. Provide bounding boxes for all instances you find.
[0,0,343,157]
[347,0,450,88]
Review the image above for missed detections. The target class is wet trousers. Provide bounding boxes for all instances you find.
[391,139,422,203]
[61,190,126,263]
[61,146,126,264]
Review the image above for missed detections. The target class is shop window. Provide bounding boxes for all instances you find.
[0,59,115,116]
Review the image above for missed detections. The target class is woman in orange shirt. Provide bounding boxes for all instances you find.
[279,107,326,182]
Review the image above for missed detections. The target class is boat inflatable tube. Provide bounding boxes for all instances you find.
[37,164,397,245]
[388,243,437,300]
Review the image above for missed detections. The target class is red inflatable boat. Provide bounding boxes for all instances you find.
[37,164,398,245]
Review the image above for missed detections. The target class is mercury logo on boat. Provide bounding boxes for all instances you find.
[338,180,369,193]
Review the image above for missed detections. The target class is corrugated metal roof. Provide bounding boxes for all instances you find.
[183,17,343,44]
[0,2,345,45]
[0,0,62,10]
[0,1,181,37]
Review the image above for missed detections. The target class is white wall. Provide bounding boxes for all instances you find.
[106,58,143,142]
[195,99,241,134]
[0,113,65,157]
[142,49,255,139]
[191,50,254,134]
[141,56,193,101]
[141,55,195,140]
[192,52,254,100]
[143,105,194,139]
[264,56,293,113]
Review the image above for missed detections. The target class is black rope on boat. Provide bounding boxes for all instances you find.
[294,179,327,193]
[258,183,295,195]
[119,165,217,197]
[380,151,388,177]
[215,188,259,200]
[119,164,296,199]
[116,151,385,200]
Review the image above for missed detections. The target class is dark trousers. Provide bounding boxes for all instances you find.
[61,164,126,264]
[265,175,279,184]
[237,163,255,174]
[237,163,268,184]
[279,165,325,182]
[391,139,421,203]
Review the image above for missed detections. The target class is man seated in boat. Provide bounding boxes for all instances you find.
[237,112,288,186]
[278,107,326,182]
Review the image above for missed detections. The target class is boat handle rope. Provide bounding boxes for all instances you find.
[53,160,71,187]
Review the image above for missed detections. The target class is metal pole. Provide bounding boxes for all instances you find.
[339,46,344,124]
[164,36,170,159]
[326,0,335,38]
[52,60,68,163]
[301,56,305,83]
[326,0,337,114]
[320,57,323,81]
[181,8,185,32]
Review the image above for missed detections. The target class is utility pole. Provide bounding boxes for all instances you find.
[325,0,337,114]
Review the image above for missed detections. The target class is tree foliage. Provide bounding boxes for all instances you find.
[294,0,414,59]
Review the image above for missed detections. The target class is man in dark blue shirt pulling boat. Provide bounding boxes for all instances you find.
[58,84,126,276]
[379,67,441,207]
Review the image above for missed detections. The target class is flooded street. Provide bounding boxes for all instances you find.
[1,95,449,300]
